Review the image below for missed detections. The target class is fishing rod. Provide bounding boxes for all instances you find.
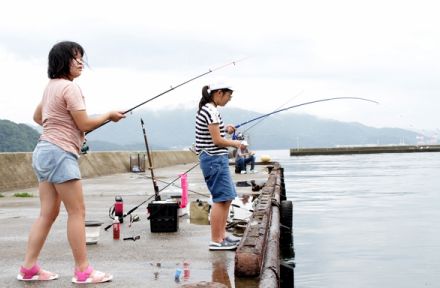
[140,118,160,201]
[235,97,379,129]
[86,58,246,135]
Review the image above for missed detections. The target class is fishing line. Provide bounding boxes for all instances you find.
[235,97,379,129]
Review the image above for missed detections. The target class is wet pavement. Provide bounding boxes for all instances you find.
[0,163,270,287]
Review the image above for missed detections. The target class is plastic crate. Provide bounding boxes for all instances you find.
[147,201,179,232]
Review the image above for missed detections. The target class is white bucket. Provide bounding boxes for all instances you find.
[85,221,103,245]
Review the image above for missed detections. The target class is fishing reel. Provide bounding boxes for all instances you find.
[232,132,245,141]
[81,140,89,154]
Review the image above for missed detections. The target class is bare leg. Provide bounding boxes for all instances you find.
[210,201,232,243]
[23,182,61,268]
[221,201,232,240]
[54,180,88,271]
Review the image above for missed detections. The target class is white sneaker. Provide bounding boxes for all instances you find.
[240,171,247,174]
[250,169,257,174]
[209,240,237,251]
[224,235,241,244]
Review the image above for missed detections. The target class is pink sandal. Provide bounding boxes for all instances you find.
[17,263,58,281]
[72,265,113,284]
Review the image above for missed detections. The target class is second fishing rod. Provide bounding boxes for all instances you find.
[233,96,379,137]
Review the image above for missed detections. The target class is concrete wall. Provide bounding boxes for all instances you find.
[0,151,198,192]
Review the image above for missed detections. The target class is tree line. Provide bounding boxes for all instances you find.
[0,120,40,152]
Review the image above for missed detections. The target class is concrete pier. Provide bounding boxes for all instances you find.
[290,144,440,156]
[0,152,289,287]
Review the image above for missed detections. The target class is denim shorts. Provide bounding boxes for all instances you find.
[199,151,236,203]
[32,141,81,184]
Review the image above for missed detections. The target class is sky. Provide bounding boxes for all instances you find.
[1,0,439,134]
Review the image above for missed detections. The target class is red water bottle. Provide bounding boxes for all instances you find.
[113,217,120,240]
[183,261,190,281]
[114,196,123,223]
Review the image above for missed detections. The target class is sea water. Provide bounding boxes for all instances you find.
[257,150,440,288]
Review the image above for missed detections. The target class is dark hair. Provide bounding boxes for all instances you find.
[47,41,85,79]
[198,86,233,111]
[198,86,213,111]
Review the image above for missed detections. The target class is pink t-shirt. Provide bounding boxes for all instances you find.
[40,79,86,155]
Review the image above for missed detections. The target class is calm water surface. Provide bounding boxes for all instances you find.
[259,150,440,288]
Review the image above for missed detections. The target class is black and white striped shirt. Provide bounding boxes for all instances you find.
[195,103,228,155]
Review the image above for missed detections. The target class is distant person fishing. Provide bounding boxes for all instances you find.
[235,140,256,174]
[18,41,125,284]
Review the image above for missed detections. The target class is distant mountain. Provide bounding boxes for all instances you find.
[86,108,420,150]
[0,109,422,152]
[0,119,40,152]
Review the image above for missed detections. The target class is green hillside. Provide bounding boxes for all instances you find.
[0,119,40,152]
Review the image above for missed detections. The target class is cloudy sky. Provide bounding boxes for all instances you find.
[1,0,439,133]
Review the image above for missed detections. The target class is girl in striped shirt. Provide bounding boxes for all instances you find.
[195,82,244,250]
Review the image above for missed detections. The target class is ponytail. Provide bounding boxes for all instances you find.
[198,85,213,111]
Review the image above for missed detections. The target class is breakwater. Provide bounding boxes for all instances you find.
[290,144,440,156]
[0,151,197,192]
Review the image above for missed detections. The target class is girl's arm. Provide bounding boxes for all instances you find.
[33,102,43,126]
[70,110,125,132]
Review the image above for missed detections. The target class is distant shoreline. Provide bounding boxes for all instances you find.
[290,144,440,156]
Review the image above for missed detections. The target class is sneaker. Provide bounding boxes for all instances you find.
[240,171,247,174]
[209,240,238,251]
[224,235,241,244]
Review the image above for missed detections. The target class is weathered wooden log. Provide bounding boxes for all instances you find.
[259,175,281,287]
[234,163,280,277]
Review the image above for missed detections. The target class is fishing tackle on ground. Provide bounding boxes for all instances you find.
[114,196,123,222]
[103,162,201,231]
[108,195,124,223]
[112,216,120,240]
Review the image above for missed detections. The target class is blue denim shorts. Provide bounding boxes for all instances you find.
[32,141,81,184]
[199,151,236,203]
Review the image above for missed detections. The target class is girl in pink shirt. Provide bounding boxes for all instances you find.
[18,41,125,284]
